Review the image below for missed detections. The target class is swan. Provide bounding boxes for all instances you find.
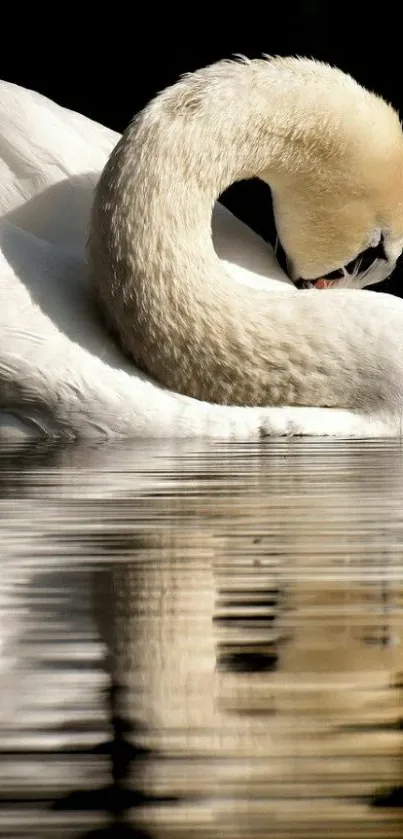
[1,59,403,442]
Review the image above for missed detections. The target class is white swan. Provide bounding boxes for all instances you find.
[1,58,403,442]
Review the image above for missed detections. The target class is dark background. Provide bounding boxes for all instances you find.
[2,3,403,290]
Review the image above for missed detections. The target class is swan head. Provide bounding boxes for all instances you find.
[259,58,403,290]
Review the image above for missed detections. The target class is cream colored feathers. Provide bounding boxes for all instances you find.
[88,56,403,409]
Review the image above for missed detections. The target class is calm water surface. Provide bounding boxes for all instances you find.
[0,438,402,838]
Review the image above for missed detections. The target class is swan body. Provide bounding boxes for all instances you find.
[1,65,403,441]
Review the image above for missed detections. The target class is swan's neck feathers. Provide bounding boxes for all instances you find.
[88,57,403,410]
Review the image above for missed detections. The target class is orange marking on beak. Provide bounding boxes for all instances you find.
[313,278,336,289]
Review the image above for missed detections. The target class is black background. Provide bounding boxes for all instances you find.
[2,3,403,290]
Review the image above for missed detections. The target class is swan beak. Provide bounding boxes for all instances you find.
[312,278,337,289]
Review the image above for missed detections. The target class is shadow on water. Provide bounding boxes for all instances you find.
[0,437,403,837]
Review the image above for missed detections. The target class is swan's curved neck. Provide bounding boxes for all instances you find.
[88,59,388,410]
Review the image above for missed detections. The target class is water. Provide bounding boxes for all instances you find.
[0,438,402,838]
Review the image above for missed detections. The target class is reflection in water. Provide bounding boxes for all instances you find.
[0,439,402,837]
